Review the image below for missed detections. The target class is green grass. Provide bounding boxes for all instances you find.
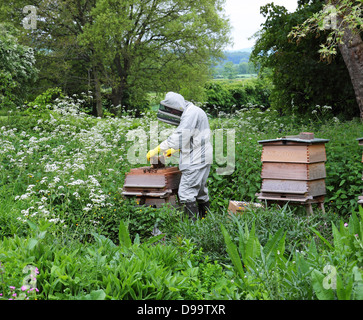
[0,97,362,300]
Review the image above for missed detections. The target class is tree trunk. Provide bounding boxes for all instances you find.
[331,2,363,120]
[338,29,363,120]
[110,52,131,114]
[94,66,103,118]
[111,86,123,109]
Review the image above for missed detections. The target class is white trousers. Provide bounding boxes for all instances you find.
[178,164,211,203]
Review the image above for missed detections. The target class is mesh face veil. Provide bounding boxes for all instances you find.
[157,103,184,126]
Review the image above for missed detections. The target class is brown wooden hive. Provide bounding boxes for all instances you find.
[256,132,329,214]
[122,166,181,208]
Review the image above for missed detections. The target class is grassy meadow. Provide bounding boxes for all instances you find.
[0,94,362,300]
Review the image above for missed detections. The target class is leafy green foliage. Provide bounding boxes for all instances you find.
[82,0,230,108]
[289,0,363,61]
[220,223,246,281]
[24,87,64,115]
[221,208,363,300]
[0,218,240,300]
[320,121,362,215]
[1,92,362,300]
[0,24,38,109]
[251,1,358,119]
[118,220,131,249]
[203,78,271,116]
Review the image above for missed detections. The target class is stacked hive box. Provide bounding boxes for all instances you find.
[256,132,329,214]
[358,138,363,205]
[122,166,181,208]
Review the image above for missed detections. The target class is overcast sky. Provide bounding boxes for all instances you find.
[223,0,298,51]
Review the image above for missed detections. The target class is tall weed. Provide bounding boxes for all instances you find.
[221,208,363,300]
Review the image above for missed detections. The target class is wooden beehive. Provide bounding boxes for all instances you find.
[358,138,363,205]
[122,166,181,208]
[256,132,329,214]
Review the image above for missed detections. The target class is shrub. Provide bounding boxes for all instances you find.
[0,25,38,109]
[319,120,362,216]
[203,78,271,116]
[0,220,240,300]
[221,208,363,300]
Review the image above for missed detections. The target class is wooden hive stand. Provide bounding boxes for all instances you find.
[358,138,363,206]
[256,132,329,214]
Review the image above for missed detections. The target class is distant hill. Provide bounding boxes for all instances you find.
[211,48,258,77]
[223,51,251,64]
[213,49,253,68]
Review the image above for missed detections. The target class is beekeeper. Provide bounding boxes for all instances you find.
[147,92,213,220]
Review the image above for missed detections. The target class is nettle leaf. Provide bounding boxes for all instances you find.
[119,220,131,248]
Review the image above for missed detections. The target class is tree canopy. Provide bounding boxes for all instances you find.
[289,0,363,119]
[0,24,38,108]
[0,0,231,116]
[251,0,359,119]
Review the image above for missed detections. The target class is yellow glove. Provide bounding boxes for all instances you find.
[164,148,179,158]
[147,145,161,161]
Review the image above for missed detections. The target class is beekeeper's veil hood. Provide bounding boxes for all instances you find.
[157,92,187,126]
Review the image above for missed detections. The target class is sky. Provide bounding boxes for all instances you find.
[223,0,299,51]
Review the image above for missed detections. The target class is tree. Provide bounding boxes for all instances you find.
[0,0,230,117]
[238,62,248,74]
[0,0,99,112]
[80,0,230,112]
[289,0,363,119]
[0,24,38,108]
[222,61,237,79]
[251,0,358,118]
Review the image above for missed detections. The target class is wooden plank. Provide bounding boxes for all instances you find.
[122,190,171,197]
[261,144,326,163]
[127,166,180,175]
[257,193,325,203]
[257,191,309,199]
[257,193,309,202]
[261,162,326,180]
[165,173,181,190]
[262,162,307,179]
[261,179,308,194]
[261,179,326,196]
[124,174,166,188]
[307,179,326,196]
[308,162,327,180]
[261,145,308,163]
[308,144,327,163]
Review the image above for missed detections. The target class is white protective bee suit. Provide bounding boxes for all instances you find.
[158,92,213,206]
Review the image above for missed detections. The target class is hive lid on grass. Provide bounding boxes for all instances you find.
[357,138,363,145]
[258,132,329,145]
